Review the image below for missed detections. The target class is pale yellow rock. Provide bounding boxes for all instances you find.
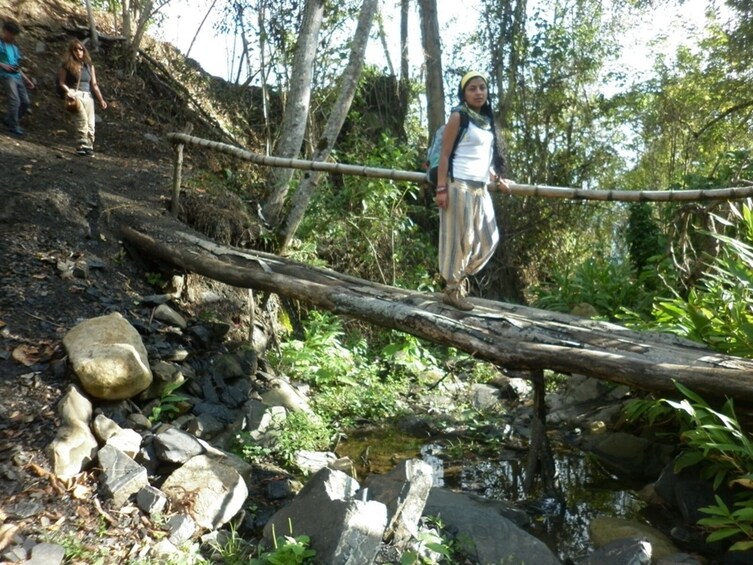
[49,385,98,479]
[590,516,678,560]
[63,312,153,400]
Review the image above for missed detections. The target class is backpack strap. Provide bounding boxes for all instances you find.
[447,110,469,182]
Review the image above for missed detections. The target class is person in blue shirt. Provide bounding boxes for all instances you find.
[0,20,35,137]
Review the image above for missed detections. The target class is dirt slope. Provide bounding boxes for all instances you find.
[0,3,235,559]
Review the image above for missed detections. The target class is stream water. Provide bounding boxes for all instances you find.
[338,428,656,562]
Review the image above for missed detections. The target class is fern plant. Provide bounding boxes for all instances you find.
[625,382,753,551]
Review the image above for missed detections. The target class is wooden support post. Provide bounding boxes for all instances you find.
[171,142,184,218]
[171,124,193,218]
[524,369,560,496]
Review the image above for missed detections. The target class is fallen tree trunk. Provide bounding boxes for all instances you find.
[107,191,753,403]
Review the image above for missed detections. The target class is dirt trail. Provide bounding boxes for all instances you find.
[0,59,182,558]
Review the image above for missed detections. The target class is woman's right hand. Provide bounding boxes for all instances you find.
[435,188,448,209]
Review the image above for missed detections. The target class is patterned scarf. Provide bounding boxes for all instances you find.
[454,102,491,130]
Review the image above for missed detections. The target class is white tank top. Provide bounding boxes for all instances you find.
[452,121,494,183]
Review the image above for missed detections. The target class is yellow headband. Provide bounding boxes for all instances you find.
[460,71,486,91]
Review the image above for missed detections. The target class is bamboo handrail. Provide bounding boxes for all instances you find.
[167,132,753,203]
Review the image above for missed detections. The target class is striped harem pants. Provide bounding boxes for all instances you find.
[438,178,499,284]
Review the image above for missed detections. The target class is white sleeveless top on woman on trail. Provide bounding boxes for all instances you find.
[452,122,495,184]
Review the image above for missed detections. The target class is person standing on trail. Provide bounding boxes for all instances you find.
[434,71,511,311]
[0,20,35,137]
[58,39,107,156]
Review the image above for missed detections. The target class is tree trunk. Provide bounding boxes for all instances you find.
[128,0,156,68]
[185,0,218,59]
[84,0,100,52]
[418,0,445,133]
[376,7,395,77]
[122,0,132,43]
[262,0,325,228]
[400,0,409,82]
[109,195,753,403]
[277,0,379,252]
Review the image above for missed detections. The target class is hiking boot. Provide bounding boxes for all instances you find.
[443,285,474,311]
[76,146,88,156]
[7,126,24,137]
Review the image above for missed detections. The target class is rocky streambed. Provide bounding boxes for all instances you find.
[2,287,751,564]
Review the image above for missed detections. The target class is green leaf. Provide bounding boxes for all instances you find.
[673,450,705,472]
[707,527,743,542]
[730,540,753,551]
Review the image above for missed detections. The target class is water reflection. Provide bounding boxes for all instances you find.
[449,452,646,560]
[420,443,445,487]
[338,430,647,561]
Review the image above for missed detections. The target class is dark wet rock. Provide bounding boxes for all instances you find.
[141,294,173,306]
[655,458,734,526]
[185,413,225,440]
[213,353,247,379]
[266,478,301,500]
[141,360,186,401]
[193,401,240,425]
[656,554,704,565]
[424,488,560,564]
[580,432,674,481]
[219,381,251,409]
[135,437,160,476]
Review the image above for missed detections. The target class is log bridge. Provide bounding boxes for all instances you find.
[109,184,753,404]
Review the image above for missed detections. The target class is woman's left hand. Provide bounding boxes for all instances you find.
[100,100,108,110]
[495,177,512,194]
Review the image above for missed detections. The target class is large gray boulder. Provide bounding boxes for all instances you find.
[363,459,433,544]
[63,312,153,400]
[263,467,387,565]
[423,488,561,565]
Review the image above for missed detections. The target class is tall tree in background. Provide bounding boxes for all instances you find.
[277,0,380,252]
[620,14,753,292]
[477,0,624,301]
[400,0,410,83]
[418,0,444,133]
[84,0,100,52]
[121,0,173,67]
[262,0,325,227]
